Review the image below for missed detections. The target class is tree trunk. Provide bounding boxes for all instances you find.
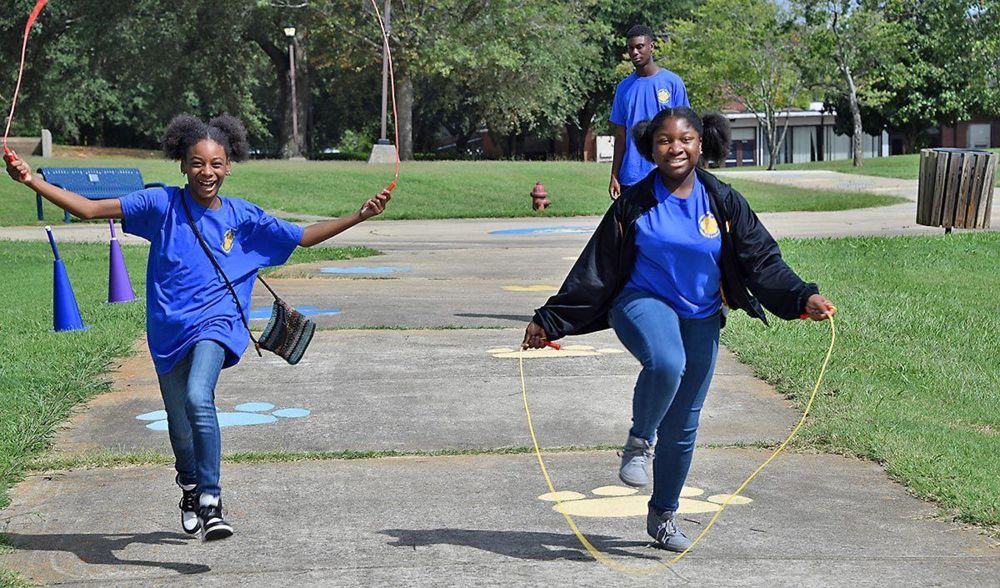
[283,36,310,159]
[565,124,584,161]
[249,29,308,158]
[764,111,779,171]
[566,103,597,160]
[397,74,414,161]
[844,69,863,167]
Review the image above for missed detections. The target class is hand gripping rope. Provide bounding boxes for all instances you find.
[369,0,400,193]
[518,312,837,575]
[3,0,49,165]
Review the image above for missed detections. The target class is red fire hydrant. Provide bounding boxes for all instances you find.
[531,182,551,211]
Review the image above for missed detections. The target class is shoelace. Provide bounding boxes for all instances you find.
[618,445,654,460]
[653,515,681,544]
[179,488,198,512]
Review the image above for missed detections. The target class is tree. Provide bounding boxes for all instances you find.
[1,0,271,148]
[666,0,805,170]
[874,0,1000,152]
[306,0,591,160]
[797,0,905,167]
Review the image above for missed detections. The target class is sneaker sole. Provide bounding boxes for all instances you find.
[202,523,234,542]
[181,518,200,535]
[618,471,650,488]
[648,538,692,553]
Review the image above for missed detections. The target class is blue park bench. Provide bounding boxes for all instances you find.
[36,167,166,223]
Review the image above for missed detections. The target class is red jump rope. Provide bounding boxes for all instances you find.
[3,0,48,165]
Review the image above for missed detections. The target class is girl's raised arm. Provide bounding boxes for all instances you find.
[5,151,123,219]
[298,189,390,248]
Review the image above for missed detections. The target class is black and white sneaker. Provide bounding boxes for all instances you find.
[177,475,200,535]
[197,494,234,542]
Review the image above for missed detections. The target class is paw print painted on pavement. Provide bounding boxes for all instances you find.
[487,345,625,359]
[502,285,560,293]
[538,485,751,518]
[136,402,311,431]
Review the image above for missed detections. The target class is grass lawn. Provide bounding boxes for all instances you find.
[772,148,1000,186]
[721,232,1000,528]
[0,157,903,226]
[0,241,378,510]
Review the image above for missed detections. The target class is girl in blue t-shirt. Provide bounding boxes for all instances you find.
[524,108,834,552]
[5,114,390,542]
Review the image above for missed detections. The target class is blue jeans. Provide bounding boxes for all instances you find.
[610,288,720,513]
[157,340,225,498]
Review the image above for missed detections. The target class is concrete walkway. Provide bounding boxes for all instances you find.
[2,171,998,586]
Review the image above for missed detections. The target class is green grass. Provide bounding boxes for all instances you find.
[0,241,378,511]
[721,232,1000,528]
[27,444,627,472]
[0,156,903,226]
[772,148,1000,186]
[0,570,28,588]
[724,177,904,211]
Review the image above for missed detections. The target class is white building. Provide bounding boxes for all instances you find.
[724,102,889,167]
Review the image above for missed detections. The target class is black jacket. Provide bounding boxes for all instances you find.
[532,167,819,339]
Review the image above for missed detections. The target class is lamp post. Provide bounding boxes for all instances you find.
[377,0,391,146]
[368,0,396,164]
[283,25,300,157]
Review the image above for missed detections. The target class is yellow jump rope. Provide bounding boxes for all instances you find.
[518,312,837,575]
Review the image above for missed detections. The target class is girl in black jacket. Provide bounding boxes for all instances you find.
[522,107,834,551]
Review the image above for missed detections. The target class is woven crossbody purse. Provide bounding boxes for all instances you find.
[181,192,315,365]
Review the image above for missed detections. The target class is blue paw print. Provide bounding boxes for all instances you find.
[249,306,340,320]
[319,266,410,274]
[490,225,596,236]
[136,402,311,431]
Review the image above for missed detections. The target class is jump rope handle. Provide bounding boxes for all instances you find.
[800,305,838,320]
[545,341,561,350]
[3,146,15,165]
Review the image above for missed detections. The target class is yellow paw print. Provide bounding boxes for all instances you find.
[502,284,560,293]
[487,345,626,359]
[538,485,751,517]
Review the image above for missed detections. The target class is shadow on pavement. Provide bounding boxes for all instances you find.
[381,528,657,562]
[453,312,534,323]
[3,531,209,575]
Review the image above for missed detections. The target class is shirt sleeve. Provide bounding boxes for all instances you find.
[243,205,305,269]
[118,187,170,241]
[673,77,690,108]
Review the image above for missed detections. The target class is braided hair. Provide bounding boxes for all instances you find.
[161,113,251,162]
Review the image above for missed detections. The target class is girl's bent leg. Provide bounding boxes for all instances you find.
[157,355,196,487]
[649,313,720,513]
[184,340,226,498]
[610,289,687,443]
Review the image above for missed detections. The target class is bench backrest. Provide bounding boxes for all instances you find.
[39,167,148,199]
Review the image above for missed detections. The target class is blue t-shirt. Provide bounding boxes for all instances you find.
[625,175,722,318]
[120,186,305,374]
[610,68,690,186]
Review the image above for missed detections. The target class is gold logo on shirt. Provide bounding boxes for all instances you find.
[657,89,671,104]
[222,229,235,253]
[699,213,720,238]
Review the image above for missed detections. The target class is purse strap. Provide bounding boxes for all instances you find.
[179,188,271,356]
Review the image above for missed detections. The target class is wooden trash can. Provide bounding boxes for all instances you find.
[917,148,997,230]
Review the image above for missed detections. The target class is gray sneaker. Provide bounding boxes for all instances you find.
[646,506,692,552]
[618,435,653,487]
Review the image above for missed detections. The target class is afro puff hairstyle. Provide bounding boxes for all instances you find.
[631,107,732,166]
[161,113,251,162]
